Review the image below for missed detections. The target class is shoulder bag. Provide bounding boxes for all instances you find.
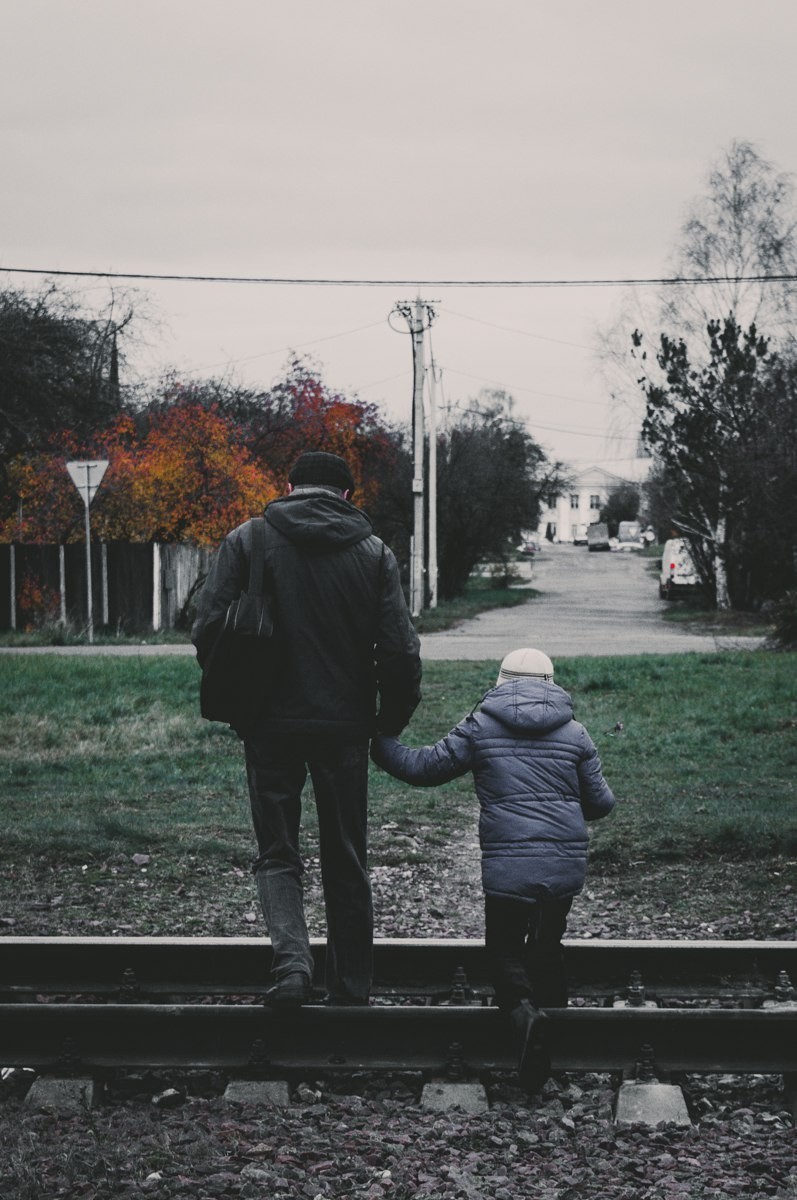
[199,517,274,737]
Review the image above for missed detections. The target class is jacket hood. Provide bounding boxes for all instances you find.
[480,677,574,735]
[265,490,373,551]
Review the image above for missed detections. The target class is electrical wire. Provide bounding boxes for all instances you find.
[0,264,722,449]
[468,411,639,441]
[348,370,412,391]
[157,318,386,378]
[3,265,797,288]
[445,308,595,350]
[443,366,614,408]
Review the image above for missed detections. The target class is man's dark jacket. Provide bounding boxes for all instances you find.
[191,489,422,738]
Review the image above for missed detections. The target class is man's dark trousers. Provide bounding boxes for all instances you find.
[244,732,373,1005]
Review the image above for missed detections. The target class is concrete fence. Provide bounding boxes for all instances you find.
[0,542,214,634]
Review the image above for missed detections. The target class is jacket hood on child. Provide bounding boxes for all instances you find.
[480,678,574,736]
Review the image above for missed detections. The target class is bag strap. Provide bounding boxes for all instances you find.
[247,517,266,597]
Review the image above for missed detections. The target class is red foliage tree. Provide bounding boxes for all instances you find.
[239,358,400,512]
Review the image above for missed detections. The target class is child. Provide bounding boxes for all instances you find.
[370,647,615,1092]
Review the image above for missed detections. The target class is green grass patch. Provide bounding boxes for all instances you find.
[553,652,797,862]
[0,650,794,868]
[659,602,774,638]
[0,655,248,862]
[0,625,191,648]
[413,580,535,633]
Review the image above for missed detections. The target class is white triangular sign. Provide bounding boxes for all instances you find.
[66,460,109,506]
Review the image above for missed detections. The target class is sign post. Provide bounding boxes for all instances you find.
[66,460,109,643]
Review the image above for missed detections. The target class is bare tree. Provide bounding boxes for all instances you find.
[597,140,797,428]
[661,139,797,339]
[0,282,143,460]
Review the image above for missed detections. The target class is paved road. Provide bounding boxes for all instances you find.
[420,544,764,661]
[1,544,763,660]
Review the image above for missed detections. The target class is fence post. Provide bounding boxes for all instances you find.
[9,544,16,631]
[101,543,109,627]
[152,543,161,632]
[59,545,66,625]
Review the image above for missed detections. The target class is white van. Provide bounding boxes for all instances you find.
[659,538,700,600]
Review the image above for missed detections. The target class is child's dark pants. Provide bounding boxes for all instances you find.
[485,895,573,1010]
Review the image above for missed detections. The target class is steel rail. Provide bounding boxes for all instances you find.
[1,937,795,1001]
[2,1003,796,1075]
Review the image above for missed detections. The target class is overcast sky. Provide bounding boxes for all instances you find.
[2,0,796,465]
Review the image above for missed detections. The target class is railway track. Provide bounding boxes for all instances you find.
[1,937,795,1078]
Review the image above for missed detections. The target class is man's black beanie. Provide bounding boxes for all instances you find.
[288,451,355,495]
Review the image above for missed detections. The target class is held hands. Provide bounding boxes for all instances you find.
[370,733,400,769]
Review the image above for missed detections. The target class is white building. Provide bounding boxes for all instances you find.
[537,458,652,544]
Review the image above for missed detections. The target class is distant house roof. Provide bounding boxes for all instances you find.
[567,458,652,486]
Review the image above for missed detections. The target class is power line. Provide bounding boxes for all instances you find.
[354,369,413,391]
[445,308,594,350]
[448,406,639,442]
[443,366,613,408]
[3,265,797,288]
[156,318,385,379]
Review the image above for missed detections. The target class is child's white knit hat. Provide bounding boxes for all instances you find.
[497,647,554,684]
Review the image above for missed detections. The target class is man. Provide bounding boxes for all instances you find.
[192,451,422,1008]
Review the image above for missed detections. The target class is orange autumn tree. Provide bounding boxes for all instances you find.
[2,401,278,545]
[119,401,278,543]
[2,427,96,544]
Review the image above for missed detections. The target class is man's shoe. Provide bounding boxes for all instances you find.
[511,999,550,1094]
[264,971,312,1010]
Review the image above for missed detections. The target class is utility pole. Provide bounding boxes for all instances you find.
[409,296,426,617]
[390,298,437,616]
[427,351,440,609]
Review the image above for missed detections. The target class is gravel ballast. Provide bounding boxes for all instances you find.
[2,1068,796,1199]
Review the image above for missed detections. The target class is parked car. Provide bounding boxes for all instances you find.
[587,522,610,551]
[517,537,541,556]
[659,538,700,600]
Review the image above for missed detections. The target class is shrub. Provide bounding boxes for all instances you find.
[768,589,797,649]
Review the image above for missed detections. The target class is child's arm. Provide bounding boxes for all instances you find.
[576,730,616,820]
[371,717,475,786]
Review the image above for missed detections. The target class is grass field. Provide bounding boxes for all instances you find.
[1,650,795,869]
